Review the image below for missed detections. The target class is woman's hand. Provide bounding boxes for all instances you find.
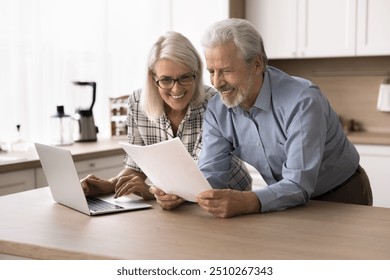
[81,169,152,200]
[80,174,115,196]
[149,186,185,210]
[114,174,155,200]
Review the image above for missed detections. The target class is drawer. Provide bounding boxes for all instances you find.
[0,169,35,196]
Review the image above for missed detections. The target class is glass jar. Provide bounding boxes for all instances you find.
[51,105,73,146]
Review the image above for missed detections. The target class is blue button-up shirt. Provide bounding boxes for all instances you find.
[198,66,359,212]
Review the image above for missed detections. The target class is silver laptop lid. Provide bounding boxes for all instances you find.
[35,142,91,215]
[34,143,152,216]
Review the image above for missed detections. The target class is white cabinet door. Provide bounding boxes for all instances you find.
[298,0,356,57]
[246,0,356,58]
[355,145,390,208]
[1,155,124,195]
[246,0,390,58]
[245,0,298,59]
[356,0,390,55]
[0,169,35,196]
[36,156,125,188]
[75,155,124,180]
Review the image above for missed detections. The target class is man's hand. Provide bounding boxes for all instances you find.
[197,189,261,218]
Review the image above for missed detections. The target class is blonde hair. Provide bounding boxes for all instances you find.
[141,31,205,120]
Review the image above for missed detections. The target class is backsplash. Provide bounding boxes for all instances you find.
[269,56,390,134]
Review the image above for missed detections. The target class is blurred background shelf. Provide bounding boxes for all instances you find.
[109,95,129,137]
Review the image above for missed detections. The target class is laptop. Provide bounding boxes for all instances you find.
[34,142,152,216]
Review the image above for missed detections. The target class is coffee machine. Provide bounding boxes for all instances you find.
[72,81,98,142]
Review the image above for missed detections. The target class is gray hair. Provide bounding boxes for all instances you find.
[201,18,268,66]
[141,31,205,120]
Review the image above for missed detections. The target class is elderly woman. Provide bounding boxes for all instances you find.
[81,31,251,210]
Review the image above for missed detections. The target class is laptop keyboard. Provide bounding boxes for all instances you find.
[86,196,124,212]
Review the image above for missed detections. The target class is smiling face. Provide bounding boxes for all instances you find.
[153,59,196,115]
[205,42,263,110]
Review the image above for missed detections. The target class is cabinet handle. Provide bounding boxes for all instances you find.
[89,163,96,168]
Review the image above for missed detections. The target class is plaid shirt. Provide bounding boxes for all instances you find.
[124,86,252,191]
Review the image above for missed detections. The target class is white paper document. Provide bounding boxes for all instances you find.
[120,138,212,202]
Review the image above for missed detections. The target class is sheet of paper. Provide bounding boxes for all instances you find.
[120,138,211,202]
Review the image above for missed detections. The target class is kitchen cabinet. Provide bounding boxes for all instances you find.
[355,144,390,208]
[1,155,124,195]
[245,0,299,59]
[299,0,356,57]
[356,0,390,55]
[35,155,124,188]
[0,169,35,196]
[246,0,356,58]
[0,138,126,196]
[75,155,124,180]
[35,167,48,188]
[246,0,390,58]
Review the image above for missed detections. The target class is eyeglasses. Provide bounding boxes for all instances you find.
[155,74,196,90]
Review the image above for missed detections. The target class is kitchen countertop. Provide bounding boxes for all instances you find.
[346,132,390,146]
[1,133,390,174]
[0,137,127,173]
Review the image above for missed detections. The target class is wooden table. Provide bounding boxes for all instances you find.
[0,187,389,260]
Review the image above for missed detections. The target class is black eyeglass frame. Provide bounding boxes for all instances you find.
[154,74,197,90]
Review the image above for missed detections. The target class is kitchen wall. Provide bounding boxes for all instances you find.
[269,56,390,134]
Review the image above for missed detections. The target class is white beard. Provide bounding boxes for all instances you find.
[219,71,253,108]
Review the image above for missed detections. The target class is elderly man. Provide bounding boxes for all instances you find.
[196,18,372,218]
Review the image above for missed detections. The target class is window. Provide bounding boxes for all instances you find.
[0,0,229,145]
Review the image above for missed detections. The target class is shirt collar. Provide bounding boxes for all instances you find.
[255,67,271,112]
